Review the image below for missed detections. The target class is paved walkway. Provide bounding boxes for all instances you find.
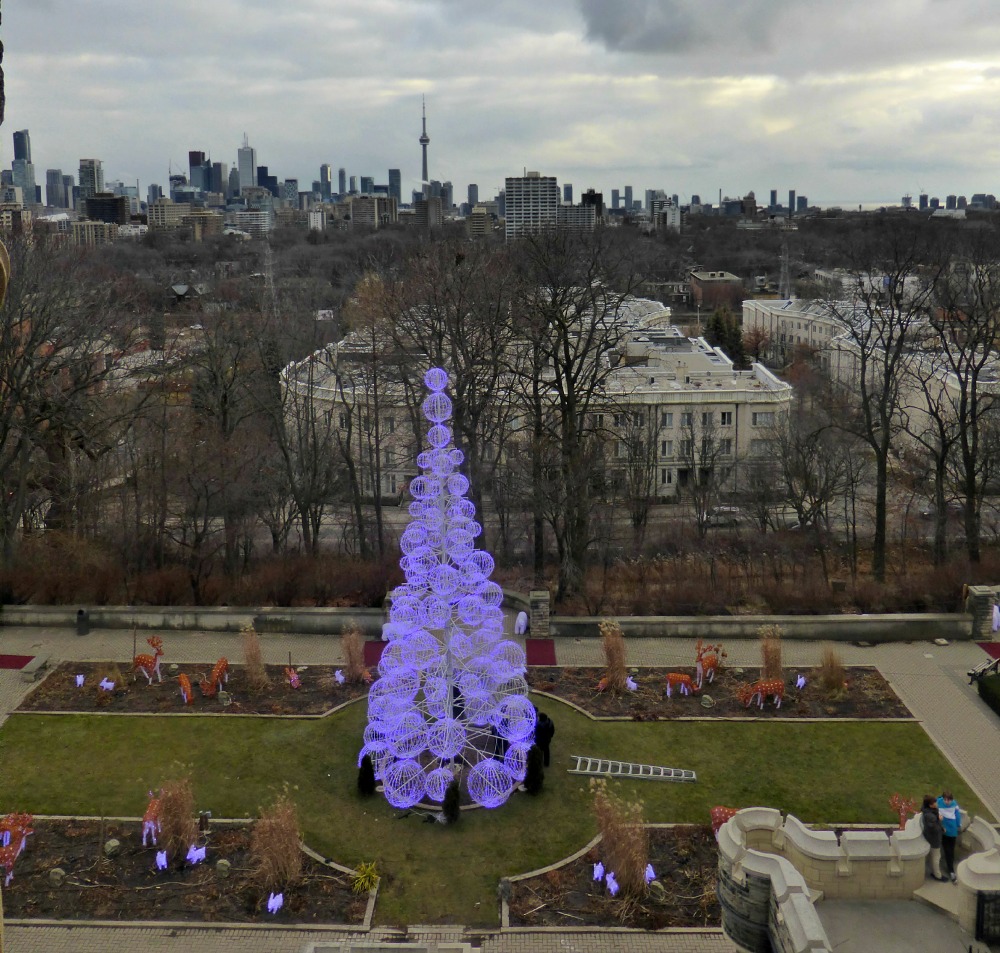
[1,624,999,952]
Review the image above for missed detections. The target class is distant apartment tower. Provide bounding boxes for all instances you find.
[581,189,604,221]
[504,171,560,240]
[389,169,402,205]
[338,167,347,195]
[360,176,374,194]
[769,189,778,210]
[611,189,620,210]
[189,151,207,192]
[623,185,633,210]
[13,129,30,162]
[349,175,358,194]
[320,163,332,200]
[563,183,573,203]
[919,193,929,211]
[78,159,105,209]
[467,183,479,207]
[45,169,65,208]
[788,190,796,216]
[281,179,299,204]
[237,135,257,191]
[796,195,808,213]
[63,175,76,210]
[210,161,228,196]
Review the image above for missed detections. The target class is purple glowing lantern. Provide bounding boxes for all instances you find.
[362,368,535,809]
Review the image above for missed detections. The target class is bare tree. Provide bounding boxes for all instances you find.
[0,238,143,564]
[510,229,642,599]
[678,410,730,538]
[830,219,942,581]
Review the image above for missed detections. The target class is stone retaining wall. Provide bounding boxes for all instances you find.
[0,599,971,643]
[718,807,932,953]
[551,612,970,642]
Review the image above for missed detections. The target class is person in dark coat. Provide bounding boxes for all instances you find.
[534,710,555,767]
[920,794,945,881]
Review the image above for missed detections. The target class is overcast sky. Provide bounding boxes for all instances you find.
[6,0,1000,206]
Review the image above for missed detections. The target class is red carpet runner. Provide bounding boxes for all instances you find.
[0,654,34,670]
[977,642,1000,662]
[363,640,387,668]
[525,638,557,666]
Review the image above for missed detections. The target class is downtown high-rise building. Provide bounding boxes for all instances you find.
[12,129,36,206]
[320,164,332,200]
[563,183,573,203]
[189,150,207,192]
[467,183,479,207]
[388,168,402,204]
[78,158,104,203]
[45,168,66,208]
[237,135,257,191]
[504,171,560,240]
[360,176,374,195]
[338,167,347,196]
[623,185,633,210]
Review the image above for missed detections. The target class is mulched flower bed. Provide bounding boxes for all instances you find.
[527,666,911,719]
[508,825,719,930]
[1,818,368,924]
[17,662,370,715]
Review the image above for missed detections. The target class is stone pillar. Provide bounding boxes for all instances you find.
[967,585,996,641]
[529,590,550,639]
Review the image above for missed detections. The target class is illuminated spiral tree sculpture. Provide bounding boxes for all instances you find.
[360,368,534,810]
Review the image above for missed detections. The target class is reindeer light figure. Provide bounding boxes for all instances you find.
[200,657,229,698]
[284,666,301,689]
[665,672,696,698]
[738,678,784,709]
[0,812,34,886]
[178,673,193,705]
[142,790,162,846]
[133,635,165,684]
[695,640,726,690]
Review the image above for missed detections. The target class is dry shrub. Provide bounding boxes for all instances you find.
[816,645,846,698]
[758,624,783,680]
[599,619,628,693]
[158,777,198,862]
[251,793,302,891]
[342,622,367,683]
[591,778,648,897]
[241,624,271,694]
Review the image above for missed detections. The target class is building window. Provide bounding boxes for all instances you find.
[660,439,674,457]
[719,438,732,455]
[384,417,395,434]
[679,439,693,457]
[660,468,673,485]
[720,411,733,426]
[660,411,673,427]
[613,413,626,427]
[750,439,768,456]
[615,440,625,459]
[752,412,775,427]
[338,412,348,428]
[383,449,394,467]
[681,412,693,427]
[702,412,713,427]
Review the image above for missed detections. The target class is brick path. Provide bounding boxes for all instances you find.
[2,623,998,952]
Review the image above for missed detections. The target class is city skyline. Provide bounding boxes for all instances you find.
[5,1,1000,205]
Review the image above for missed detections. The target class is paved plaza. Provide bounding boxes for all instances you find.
[1,623,998,952]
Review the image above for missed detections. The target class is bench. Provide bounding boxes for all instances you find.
[20,655,49,683]
[968,657,1000,685]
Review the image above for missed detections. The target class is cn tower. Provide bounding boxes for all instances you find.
[419,96,430,189]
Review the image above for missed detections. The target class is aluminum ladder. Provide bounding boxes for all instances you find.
[568,754,696,783]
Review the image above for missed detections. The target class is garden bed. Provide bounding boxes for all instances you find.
[17,662,370,715]
[527,666,911,719]
[507,825,719,930]
[1,818,368,924]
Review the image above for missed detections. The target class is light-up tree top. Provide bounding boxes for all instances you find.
[360,368,534,810]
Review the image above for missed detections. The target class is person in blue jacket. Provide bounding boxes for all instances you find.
[936,790,962,882]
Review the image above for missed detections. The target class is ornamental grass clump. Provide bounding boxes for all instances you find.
[817,645,847,698]
[599,619,628,694]
[342,623,367,684]
[250,793,302,892]
[758,624,783,681]
[158,776,198,864]
[241,624,271,694]
[352,860,379,893]
[590,778,649,898]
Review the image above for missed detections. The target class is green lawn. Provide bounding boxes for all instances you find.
[0,698,987,926]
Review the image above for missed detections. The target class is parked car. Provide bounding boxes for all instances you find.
[919,501,965,520]
[704,505,744,527]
